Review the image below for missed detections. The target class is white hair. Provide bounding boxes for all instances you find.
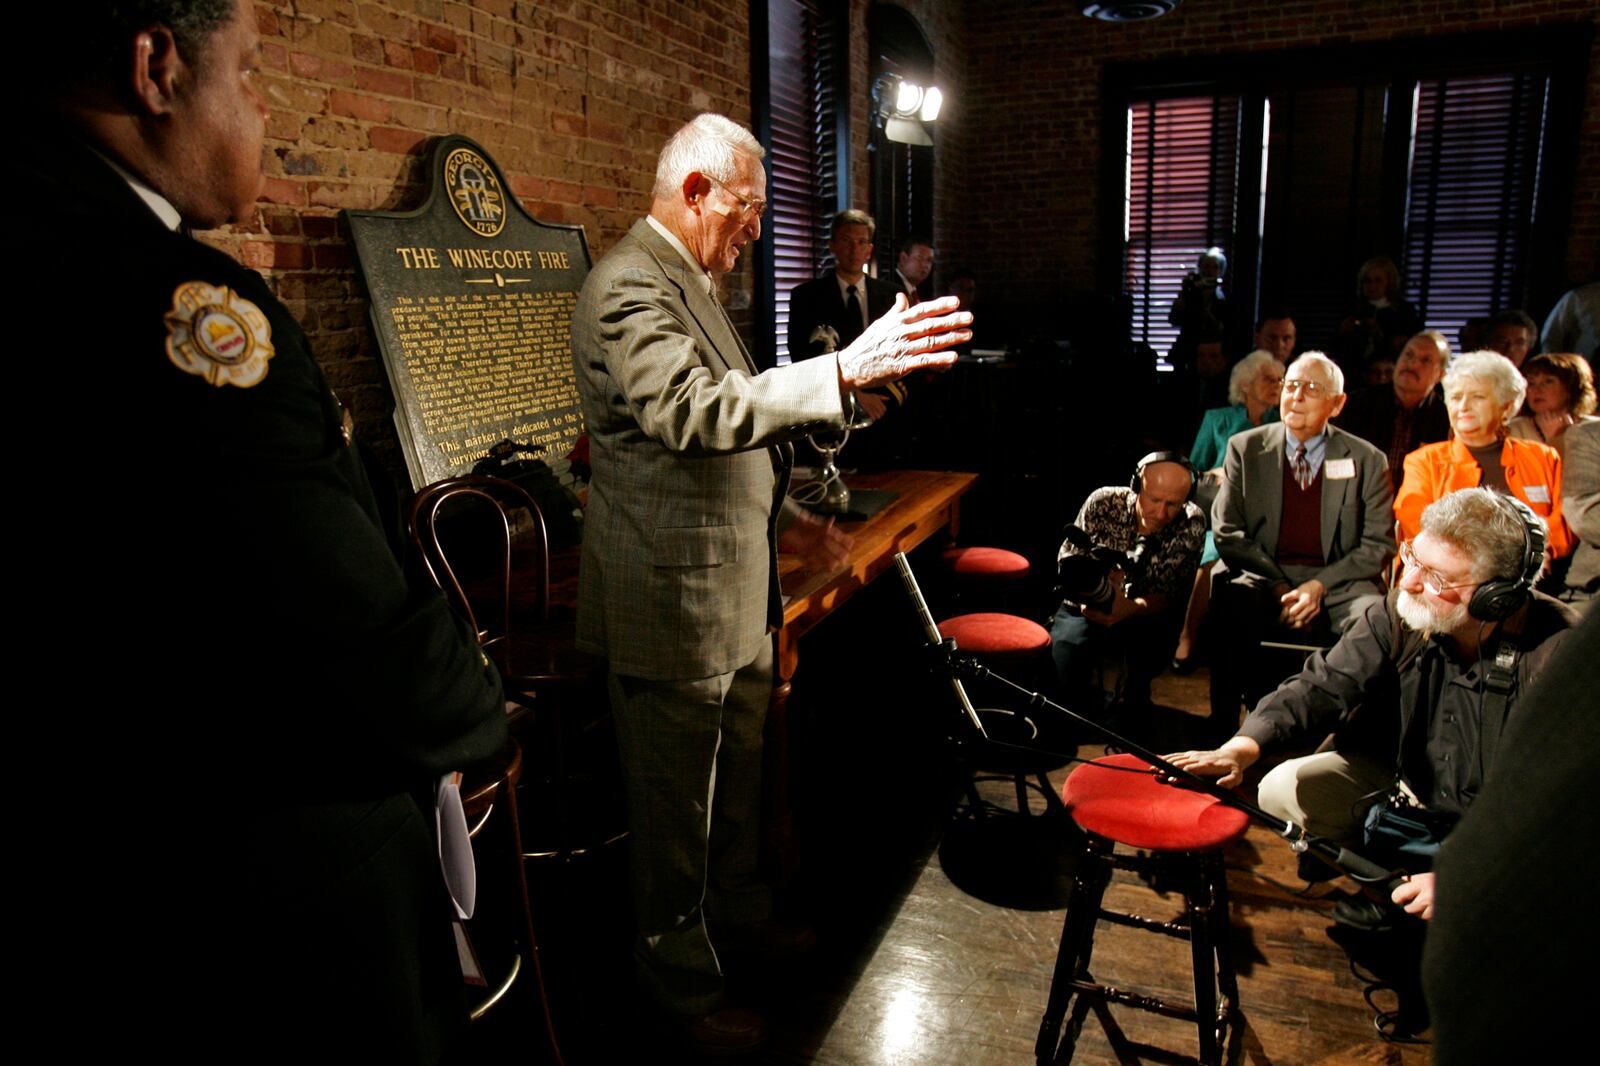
[1444,349,1527,415]
[1287,350,1345,396]
[652,113,765,200]
[1228,350,1282,406]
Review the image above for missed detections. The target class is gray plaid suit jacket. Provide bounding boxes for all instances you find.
[1213,422,1394,594]
[572,218,848,680]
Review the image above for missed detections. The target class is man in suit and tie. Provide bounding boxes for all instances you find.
[1209,351,1395,739]
[571,113,970,1054]
[895,235,936,301]
[786,209,898,362]
[788,211,915,464]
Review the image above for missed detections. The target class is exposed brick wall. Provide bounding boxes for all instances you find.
[960,0,1600,314]
[203,0,754,472]
[195,0,1594,473]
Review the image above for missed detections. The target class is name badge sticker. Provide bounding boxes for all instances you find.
[1325,458,1356,480]
[1524,484,1551,504]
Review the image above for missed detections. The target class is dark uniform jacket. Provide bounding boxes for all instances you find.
[23,134,507,1059]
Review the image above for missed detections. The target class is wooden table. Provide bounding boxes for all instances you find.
[776,468,976,679]
[766,468,977,874]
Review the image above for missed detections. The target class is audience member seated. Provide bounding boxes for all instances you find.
[1254,309,1299,366]
[1395,350,1573,560]
[1540,281,1599,359]
[1333,255,1423,375]
[1335,330,1452,492]
[1171,488,1579,932]
[1173,351,1283,668]
[1191,351,1286,475]
[1167,247,1229,373]
[893,236,935,301]
[1050,452,1206,718]
[1484,308,1539,369]
[1209,353,1394,741]
[1560,419,1600,602]
[1356,352,1396,398]
[1190,328,1231,413]
[1507,351,1598,462]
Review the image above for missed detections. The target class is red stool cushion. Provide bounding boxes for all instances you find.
[943,546,1030,580]
[1063,753,1250,852]
[938,612,1051,656]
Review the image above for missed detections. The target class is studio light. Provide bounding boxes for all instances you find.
[874,74,945,146]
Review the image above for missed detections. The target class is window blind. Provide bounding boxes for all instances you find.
[1403,71,1549,343]
[1124,95,1241,365]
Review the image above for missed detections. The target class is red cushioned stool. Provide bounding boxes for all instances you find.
[942,546,1031,614]
[1036,753,1247,1066]
[937,613,1062,817]
[938,612,1050,660]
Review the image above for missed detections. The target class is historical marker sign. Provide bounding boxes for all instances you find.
[345,135,591,489]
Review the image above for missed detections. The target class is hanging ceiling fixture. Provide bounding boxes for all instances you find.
[1078,1,1183,21]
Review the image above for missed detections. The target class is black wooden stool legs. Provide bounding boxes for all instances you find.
[1036,835,1239,1066]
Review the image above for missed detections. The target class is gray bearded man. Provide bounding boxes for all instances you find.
[571,113,970,1054]
[1170,488,1577,931]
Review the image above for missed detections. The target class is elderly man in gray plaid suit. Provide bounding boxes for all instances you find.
[571,113,970,1053]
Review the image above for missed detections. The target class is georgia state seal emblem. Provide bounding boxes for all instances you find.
[444,146,507,238]
[165,281,275,388]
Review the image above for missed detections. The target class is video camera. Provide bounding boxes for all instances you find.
[1055,525,1149,613]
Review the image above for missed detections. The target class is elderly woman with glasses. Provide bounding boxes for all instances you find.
[1394,350,1573,557]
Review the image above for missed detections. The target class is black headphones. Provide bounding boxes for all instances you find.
[1467,493,1547,622]
[1130,450,1198,503]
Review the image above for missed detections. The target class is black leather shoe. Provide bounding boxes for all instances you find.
[1331,892,1398,932]
[681,1007,768,1057]
[1170,655,1198,675]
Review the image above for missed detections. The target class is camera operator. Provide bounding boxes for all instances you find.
[1167,248,1229,373]
[1050,453,1207,716]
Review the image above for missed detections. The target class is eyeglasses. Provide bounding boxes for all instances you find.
[1282,379,1330,397]
[1399,542,1478,596]
[704,175,767,221]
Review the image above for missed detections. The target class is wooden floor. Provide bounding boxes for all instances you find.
[510,576,1435,1065]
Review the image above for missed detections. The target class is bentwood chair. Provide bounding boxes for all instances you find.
[458,740,565,1063]
[409,474,626,861]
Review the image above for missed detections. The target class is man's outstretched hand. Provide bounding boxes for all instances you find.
[838,294,971,391]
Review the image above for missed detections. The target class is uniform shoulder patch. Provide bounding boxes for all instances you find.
[164,281,275,388]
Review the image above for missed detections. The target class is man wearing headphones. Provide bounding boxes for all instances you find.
[1051,452,1207,716]
[1170,488,1580,929]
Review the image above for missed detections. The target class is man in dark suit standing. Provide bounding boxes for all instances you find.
[894,236,936,301]
[1210,352,1395,738]
[786,209,899,362]
[30,2,509,1059]
[788,211,913,463]
[572,113,969,1053]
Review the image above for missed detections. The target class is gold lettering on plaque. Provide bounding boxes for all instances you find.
[395,247,441,269]
[388,291,582,471]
